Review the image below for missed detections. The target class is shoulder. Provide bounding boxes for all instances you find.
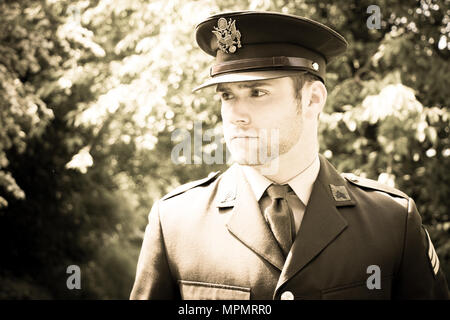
[341,173,415,231]
[161,171,221,201]
[341,173,409,204]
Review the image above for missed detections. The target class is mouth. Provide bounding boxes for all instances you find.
[231,137,259,143]
[231,136,258,140]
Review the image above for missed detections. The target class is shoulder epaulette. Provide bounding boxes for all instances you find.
[341,173,408,199]
[161,171,221,201]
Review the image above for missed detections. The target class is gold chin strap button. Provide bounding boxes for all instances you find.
[312,62,319,70]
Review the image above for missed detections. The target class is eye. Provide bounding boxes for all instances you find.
[220,92,233,101]
[250,89,267,97]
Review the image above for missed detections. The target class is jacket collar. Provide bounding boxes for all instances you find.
[239,155,320,206]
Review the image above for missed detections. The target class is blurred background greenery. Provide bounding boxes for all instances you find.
[0,0,448,299]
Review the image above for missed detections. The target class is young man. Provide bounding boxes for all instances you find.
[130,11,449,300]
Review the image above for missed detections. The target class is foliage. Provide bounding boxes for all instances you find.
[0,0,448,298]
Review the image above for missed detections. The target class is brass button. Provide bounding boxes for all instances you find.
[280,291,294,300]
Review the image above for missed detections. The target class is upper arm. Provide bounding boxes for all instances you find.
[393,198,449,299]
[130,200,179,300]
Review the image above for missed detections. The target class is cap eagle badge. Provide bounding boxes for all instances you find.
[212,17,242,54]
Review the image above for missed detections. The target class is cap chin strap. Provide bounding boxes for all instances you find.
[210,56,323,78]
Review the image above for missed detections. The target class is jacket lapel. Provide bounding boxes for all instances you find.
[219,164,285,271]
[275,155,354,293]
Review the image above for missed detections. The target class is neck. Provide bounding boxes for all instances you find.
[255,137,318,184]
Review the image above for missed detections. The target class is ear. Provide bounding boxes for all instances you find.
[302,80,327,118]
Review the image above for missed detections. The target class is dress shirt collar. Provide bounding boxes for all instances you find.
[240,155,320,205]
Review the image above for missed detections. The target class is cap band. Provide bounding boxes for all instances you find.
[210,56,321,77]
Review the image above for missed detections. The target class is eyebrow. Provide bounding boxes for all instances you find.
[216,81,272,92]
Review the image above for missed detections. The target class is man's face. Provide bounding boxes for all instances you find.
[217,77,304,166]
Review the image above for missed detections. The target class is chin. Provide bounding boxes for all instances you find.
[228,141,285,165]
[231,150,277,166]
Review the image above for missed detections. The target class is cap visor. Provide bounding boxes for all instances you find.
[192,70,307,92]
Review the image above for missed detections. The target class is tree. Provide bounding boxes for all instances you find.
[0,0,142,299]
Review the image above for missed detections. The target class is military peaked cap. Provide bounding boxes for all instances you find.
[193,11,348,91]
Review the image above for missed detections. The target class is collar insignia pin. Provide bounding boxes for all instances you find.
[330,184,351,202]
[212,17,242,54]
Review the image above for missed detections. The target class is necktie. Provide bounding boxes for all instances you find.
[264,184,294,257]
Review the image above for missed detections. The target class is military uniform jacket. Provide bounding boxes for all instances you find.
[130,155,449,300]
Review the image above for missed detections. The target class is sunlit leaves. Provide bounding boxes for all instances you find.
[65,146,94,173]
[0,1,59,204]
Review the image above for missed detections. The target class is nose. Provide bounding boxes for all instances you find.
[223,99,251,126]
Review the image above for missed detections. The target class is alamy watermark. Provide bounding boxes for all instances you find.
[66,265,81,290]
[171,121,231,165]
[367,5,381,30]
[170,121,281,175]
[366,265,381,289]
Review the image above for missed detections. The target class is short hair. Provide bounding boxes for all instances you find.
[290,72,321,102]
